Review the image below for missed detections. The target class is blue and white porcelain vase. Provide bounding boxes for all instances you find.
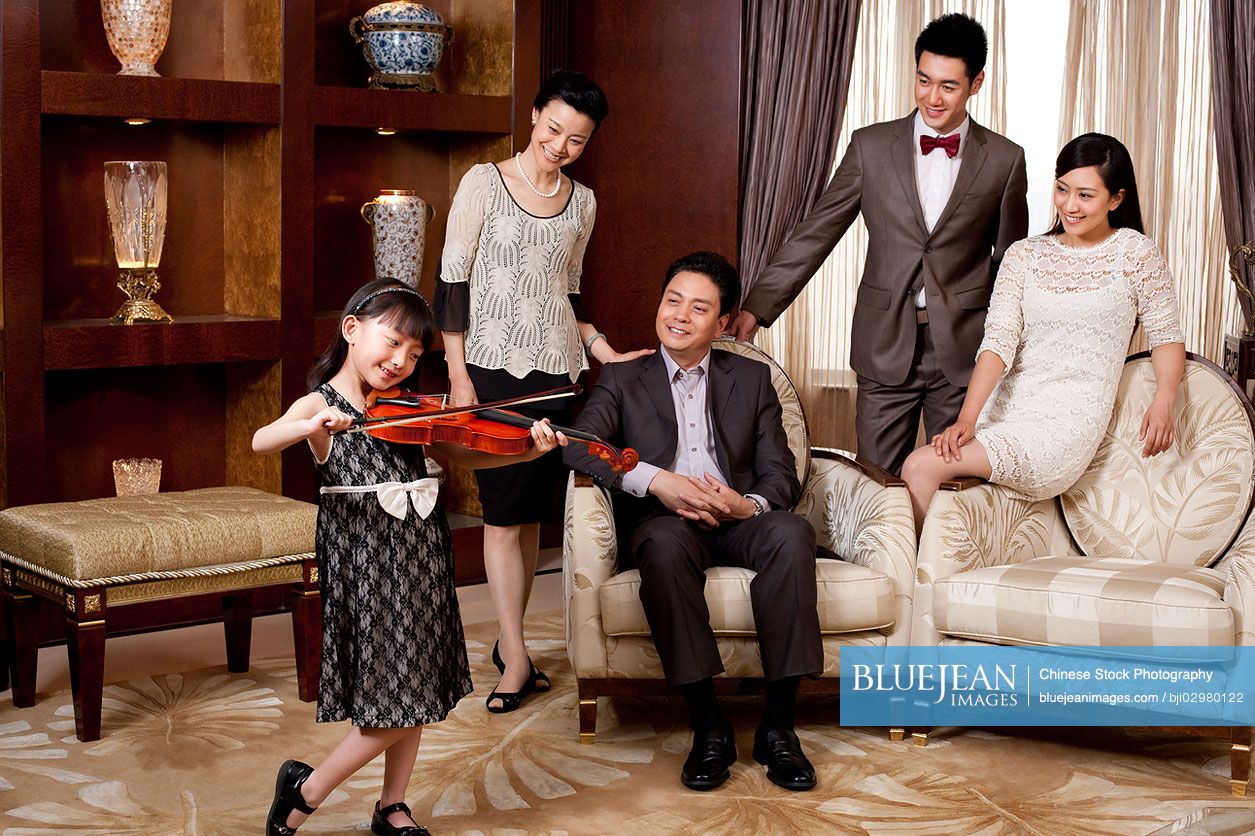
[349,2,454,92]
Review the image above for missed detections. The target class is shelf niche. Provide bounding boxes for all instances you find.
[39,0,281,83]
[44,361,280,502]
[41,117,281,323]
[314,0,513,96]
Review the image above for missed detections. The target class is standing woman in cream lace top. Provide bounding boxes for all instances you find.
[901,133,1186,530]
[436,71,649,713]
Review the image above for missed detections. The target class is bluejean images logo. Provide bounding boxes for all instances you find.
[839,646,1255,727]
[851,659,1019,707]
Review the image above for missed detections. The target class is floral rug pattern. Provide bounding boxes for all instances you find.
[0,610,1243,835]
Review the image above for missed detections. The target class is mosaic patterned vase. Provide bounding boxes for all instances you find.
[361,190,433,289]
[349,2,453,91]
[101,0,171,77]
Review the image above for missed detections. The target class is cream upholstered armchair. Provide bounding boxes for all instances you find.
[914,352,1255,796]
[563,338,917,742]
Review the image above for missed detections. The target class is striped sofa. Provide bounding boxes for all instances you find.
[914,353,1255,796]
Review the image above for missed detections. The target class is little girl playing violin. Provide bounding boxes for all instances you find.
[252,278,566,836]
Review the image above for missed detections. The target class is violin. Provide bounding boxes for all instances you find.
[343,386,640,474]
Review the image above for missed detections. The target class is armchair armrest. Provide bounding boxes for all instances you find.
[563,472,619,677]
[913,480,1078,646]
[799,449,916,645]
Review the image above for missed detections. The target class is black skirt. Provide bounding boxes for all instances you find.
[467,365,575,526]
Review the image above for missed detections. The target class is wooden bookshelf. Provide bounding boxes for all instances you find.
[0,0,538,510]
[41,71,281,124]
[314,86,511,132]
[43,316,280,370]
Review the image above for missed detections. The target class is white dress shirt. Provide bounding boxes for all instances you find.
[912,111,970,308]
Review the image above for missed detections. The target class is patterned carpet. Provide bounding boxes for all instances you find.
[0,610,1245,835]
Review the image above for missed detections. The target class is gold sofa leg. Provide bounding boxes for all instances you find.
[579,699,597,744]
[1232,727,1252,797]
[912,728,931,747]
[889,728,906,741]
[578,679,598,744]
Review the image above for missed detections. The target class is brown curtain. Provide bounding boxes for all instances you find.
[1211,0,1255,329]
[738,0,861,296]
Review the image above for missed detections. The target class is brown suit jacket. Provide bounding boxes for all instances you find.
[742,113,1028,387]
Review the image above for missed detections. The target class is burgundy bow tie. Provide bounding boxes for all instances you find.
[920,133,961,158]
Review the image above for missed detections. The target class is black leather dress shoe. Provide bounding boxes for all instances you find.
[371,800,431,835]
[266,759,317,835]
[681,723,737,791]
[752,727,816,791]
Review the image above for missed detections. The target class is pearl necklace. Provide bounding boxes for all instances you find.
[514,152,561,199]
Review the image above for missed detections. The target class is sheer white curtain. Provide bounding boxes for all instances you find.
[757,0,1007,450]
[1059,0,1235,360]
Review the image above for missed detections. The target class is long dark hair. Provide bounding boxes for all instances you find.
[1048,133,1144,236]
[308,278,436,391]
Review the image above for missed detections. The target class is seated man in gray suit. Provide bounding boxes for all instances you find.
[564,252,821,792]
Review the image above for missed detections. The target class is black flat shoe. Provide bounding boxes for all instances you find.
[486,674,534,713]
[266,759,317,835]
[492,640,551,692]
[681,722,737,791]
[371,800,430,835]
[752,727,816,791]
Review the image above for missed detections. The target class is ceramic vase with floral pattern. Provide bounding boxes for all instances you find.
[101,0,172,77]
[361,190,432,289]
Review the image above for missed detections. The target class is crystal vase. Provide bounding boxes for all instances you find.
[104,161,172,324]
[101,0,172,77]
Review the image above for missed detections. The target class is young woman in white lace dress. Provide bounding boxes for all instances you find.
[435,71,650,712]
[901,133,1186,530]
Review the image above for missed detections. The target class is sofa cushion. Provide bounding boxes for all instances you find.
[599,557,894,637]
[933,555,1233,646]
[0,487,317,581]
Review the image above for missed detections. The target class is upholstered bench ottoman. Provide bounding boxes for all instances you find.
[0,486,319,741]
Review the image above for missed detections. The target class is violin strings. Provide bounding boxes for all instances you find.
[341,390,576,436]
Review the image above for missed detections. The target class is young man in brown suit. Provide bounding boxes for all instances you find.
[728,13,1028,476]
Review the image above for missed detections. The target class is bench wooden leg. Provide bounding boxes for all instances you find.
[5,590,39,707]
[0,594,9,693]
[290,587,321,703]
[222,592,254,673]
[66,617,106,742]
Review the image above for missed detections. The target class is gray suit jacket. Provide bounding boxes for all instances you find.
[563,349,800,514]
[742,113,1028,387]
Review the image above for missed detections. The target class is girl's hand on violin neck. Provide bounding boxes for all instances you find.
[529,418,568,457]
[449,377,478,407]
[306,406,354,438]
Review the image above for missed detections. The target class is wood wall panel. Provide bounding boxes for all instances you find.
[565,1,742,350]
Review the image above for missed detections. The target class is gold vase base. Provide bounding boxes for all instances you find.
[114,299,173,325]
[115,269,173,325]
[368,72,437,92]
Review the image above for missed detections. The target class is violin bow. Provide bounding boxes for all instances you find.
[336,385,582,436]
